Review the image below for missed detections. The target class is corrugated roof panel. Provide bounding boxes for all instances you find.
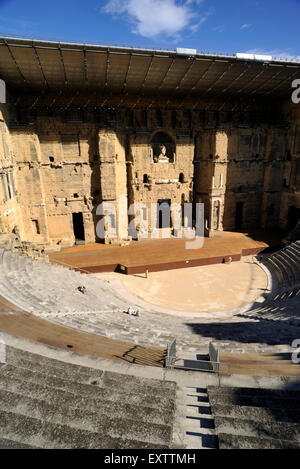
[160,58,193,89]
[192,62,229,91]
[143,56,173,88]
[62,49,85,88]
[177,61,213,90]
[107,53,130,90]
[9,46,44,86]
[85,50,106,88]
[125,55,153,90]
[0,44,24,86]
[37,48,65,88]
[0,37,300,98]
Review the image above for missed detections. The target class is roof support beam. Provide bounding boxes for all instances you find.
[140,55,155,90]
[263,68,299,96]
[220,63,250,95]
[58,45,68,86]
[83,48,88,87]
[249,68,284,95]
[32,45,48,88]
[158,58,175,89]
[123,53,132,92]
[104,51,110,88]
[236,67,266,94]
[206,62,232,93]
[174,58,195,91]
[3,39,28,86]
[191,60,214,91]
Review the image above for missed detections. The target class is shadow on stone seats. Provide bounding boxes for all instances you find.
[209,382,300,449]
[185,321,300,347]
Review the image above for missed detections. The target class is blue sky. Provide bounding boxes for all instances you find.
[0,0,299,58]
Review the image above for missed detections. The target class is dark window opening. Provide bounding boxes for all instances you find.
[32,219,40,235]
[73,193,79,199]
[287,206,300,231]
[179,173,184,183]
[65,108,84,123]
[72,212,85,243]
[283,178,289,188]
[143,174,149,184]
[156,109,163,127]
[49,156,54,163]
[235,202,244,230]
[171,111,177,128]
[268,204,275,216]
[6,173,12,199]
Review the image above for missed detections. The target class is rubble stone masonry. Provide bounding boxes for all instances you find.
[0,91,299,250]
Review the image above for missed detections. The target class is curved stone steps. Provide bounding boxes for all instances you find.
[0,345,176,449]
[0,248,135,315]
[208,385,300,449]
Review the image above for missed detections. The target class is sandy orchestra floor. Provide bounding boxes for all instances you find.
[95,256,268,314]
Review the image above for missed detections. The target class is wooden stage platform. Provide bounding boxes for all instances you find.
[48,231,276,275]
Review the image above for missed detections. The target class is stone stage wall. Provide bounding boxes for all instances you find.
[0,91,299,250]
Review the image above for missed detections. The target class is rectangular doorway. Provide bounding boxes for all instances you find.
[235,202,244,230]
[72,212,85,244]
[157,199,171,229]
[287,206,300,231]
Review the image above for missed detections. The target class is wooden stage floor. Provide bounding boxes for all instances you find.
[48,231,275,274]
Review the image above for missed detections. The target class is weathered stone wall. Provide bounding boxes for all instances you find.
[127,130,194,236]
[0,91,299,250]
[279,100,300,232]
[0,97,21,237]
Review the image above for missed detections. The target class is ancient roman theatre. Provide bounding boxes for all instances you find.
[0,35,300,449]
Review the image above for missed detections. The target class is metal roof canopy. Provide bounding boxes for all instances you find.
[0,35,299,99]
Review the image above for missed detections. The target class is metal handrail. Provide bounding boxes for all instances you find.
[169,357,231,376]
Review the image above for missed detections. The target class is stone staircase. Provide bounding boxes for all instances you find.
[176,386,218,449]
[207,385,300,449]
[0,345,177,449]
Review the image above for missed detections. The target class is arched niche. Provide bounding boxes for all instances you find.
[150,131,175,163]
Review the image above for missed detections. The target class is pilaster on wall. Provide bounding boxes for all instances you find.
[261,127,287,230]
[0,103,25,239]
[12,131,50,245]
[193,130,228,234]
[211,131,228,231]
[98,130,129,242]
[279,101,300,231]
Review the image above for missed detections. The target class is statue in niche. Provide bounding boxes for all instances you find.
[157,144,169,163]
[151,131,175,163]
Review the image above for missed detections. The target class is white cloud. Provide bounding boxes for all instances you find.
[240,23,252,30]
[189,7,215,33]
[102,0,212,40]
[212,24,224,33]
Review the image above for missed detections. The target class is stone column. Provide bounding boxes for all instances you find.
[98,130,129,243]
[209,131,228,234]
